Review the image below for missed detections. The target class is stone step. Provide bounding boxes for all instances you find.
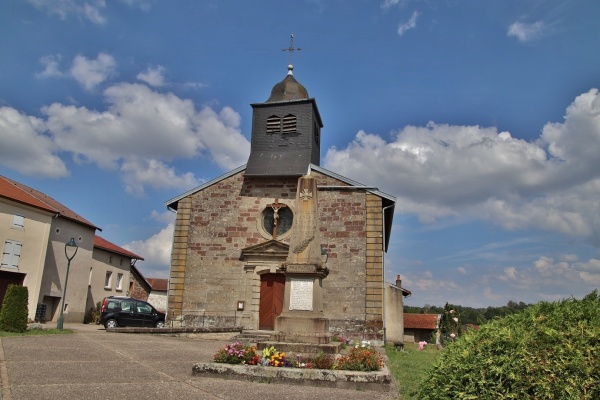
[231,330,273,344]
[256,341,344,358]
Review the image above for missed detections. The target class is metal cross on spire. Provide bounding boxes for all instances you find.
[282,33,301,65]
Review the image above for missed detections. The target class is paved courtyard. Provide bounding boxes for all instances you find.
[0,324,399,400]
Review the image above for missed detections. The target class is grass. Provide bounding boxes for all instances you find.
[0,328,74,337]
[386,342,441,399]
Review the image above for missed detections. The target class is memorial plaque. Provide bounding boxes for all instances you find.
[289,278,313,311]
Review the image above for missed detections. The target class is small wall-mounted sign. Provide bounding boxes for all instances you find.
[237,301,245,311]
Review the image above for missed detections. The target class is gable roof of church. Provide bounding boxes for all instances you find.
[164,163,396,251]
[165,163,394,210]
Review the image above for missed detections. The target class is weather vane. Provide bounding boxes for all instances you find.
[282,33,301,65]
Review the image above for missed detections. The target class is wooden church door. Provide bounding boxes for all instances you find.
[259,273,285,330]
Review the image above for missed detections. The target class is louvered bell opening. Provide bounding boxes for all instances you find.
[267,116,281,133]
[282,115,296,133]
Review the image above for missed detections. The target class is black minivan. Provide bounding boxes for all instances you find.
[98,296,165,329]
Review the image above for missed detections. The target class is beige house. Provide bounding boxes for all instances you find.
[88,236,145,317]
[0,176,143,324]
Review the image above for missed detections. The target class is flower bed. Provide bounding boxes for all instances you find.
[213,340,383,371]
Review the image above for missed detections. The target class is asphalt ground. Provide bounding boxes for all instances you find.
[0,323,400,400]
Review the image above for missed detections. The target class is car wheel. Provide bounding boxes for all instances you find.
[155,321,165,328]
[104,319,118,329]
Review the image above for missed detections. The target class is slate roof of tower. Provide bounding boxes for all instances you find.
[265,65,309,102]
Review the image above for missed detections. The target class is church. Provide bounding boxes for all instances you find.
[165,63,408,341]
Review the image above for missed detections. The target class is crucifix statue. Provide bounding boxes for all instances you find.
[268,199,287,240]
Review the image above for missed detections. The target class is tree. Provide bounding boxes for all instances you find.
[437,302,461,346]
[0,284,29,333]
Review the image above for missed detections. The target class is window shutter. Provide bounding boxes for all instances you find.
[11,241,21,268]
[12,214,24,228]
[266,116,281,133]
[1,240,11,268]
[282,114,296,133]
[1,240,21,268]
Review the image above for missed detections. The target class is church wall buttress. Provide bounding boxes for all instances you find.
[167,196,191,323]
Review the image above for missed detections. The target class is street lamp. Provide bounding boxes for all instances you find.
[57,237,78,330]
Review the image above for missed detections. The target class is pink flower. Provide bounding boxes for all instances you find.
[418,341,427,350]
[453,317,459,323]
[450,333,456,338]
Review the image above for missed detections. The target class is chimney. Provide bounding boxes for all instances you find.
[395,274,402,287]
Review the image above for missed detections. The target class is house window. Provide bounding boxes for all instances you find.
[116,273,123,291]
[1,240,22,269]
[105,271,113,289]
[109,255,112,264]
[266,115,281,133]
[282,114,297,133]
[88,267,93,286]
[12,214,24,229]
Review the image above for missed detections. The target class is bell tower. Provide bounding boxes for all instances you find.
[245,64,323,176]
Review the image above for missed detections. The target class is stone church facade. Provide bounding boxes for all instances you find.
[165,65,398,340]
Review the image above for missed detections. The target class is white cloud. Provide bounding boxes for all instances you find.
[70,53,117,90]
[38,81,249,193]
[35,55,64,79]
[137,66,166,87]
[382,0,399,9]
[507,21,545,42]
[150,210,177,225]
[482,287,503,302]
[28,0,107,24]
[0,107,68,177]
[120,157,199,196]
[123,222,174,278]
[120,0,152,12]
[398,11,419,36]
[324,89,600,244]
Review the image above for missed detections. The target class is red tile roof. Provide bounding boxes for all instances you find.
[94,235,144,260]
[404,313,439,330]
[0,176,100,230]
[146,278,168,292]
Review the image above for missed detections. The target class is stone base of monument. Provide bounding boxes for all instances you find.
[192,362,395,392]
[256,339,343,360]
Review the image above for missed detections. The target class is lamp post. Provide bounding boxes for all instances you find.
[57,237,78,330]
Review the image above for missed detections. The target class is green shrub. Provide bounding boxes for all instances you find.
[0,285,29,333]
[418,291,600,399]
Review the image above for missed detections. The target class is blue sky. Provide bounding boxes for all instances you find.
[1,0,599,308]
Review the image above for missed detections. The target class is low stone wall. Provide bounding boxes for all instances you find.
[192,362,395,392]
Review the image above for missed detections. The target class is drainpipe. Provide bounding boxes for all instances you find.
[381,203,394,345]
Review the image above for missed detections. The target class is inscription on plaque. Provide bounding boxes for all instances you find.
[289,278,313,311]
[286,264,317,274]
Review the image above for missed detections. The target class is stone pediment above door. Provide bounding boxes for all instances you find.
[240,239,289,263]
